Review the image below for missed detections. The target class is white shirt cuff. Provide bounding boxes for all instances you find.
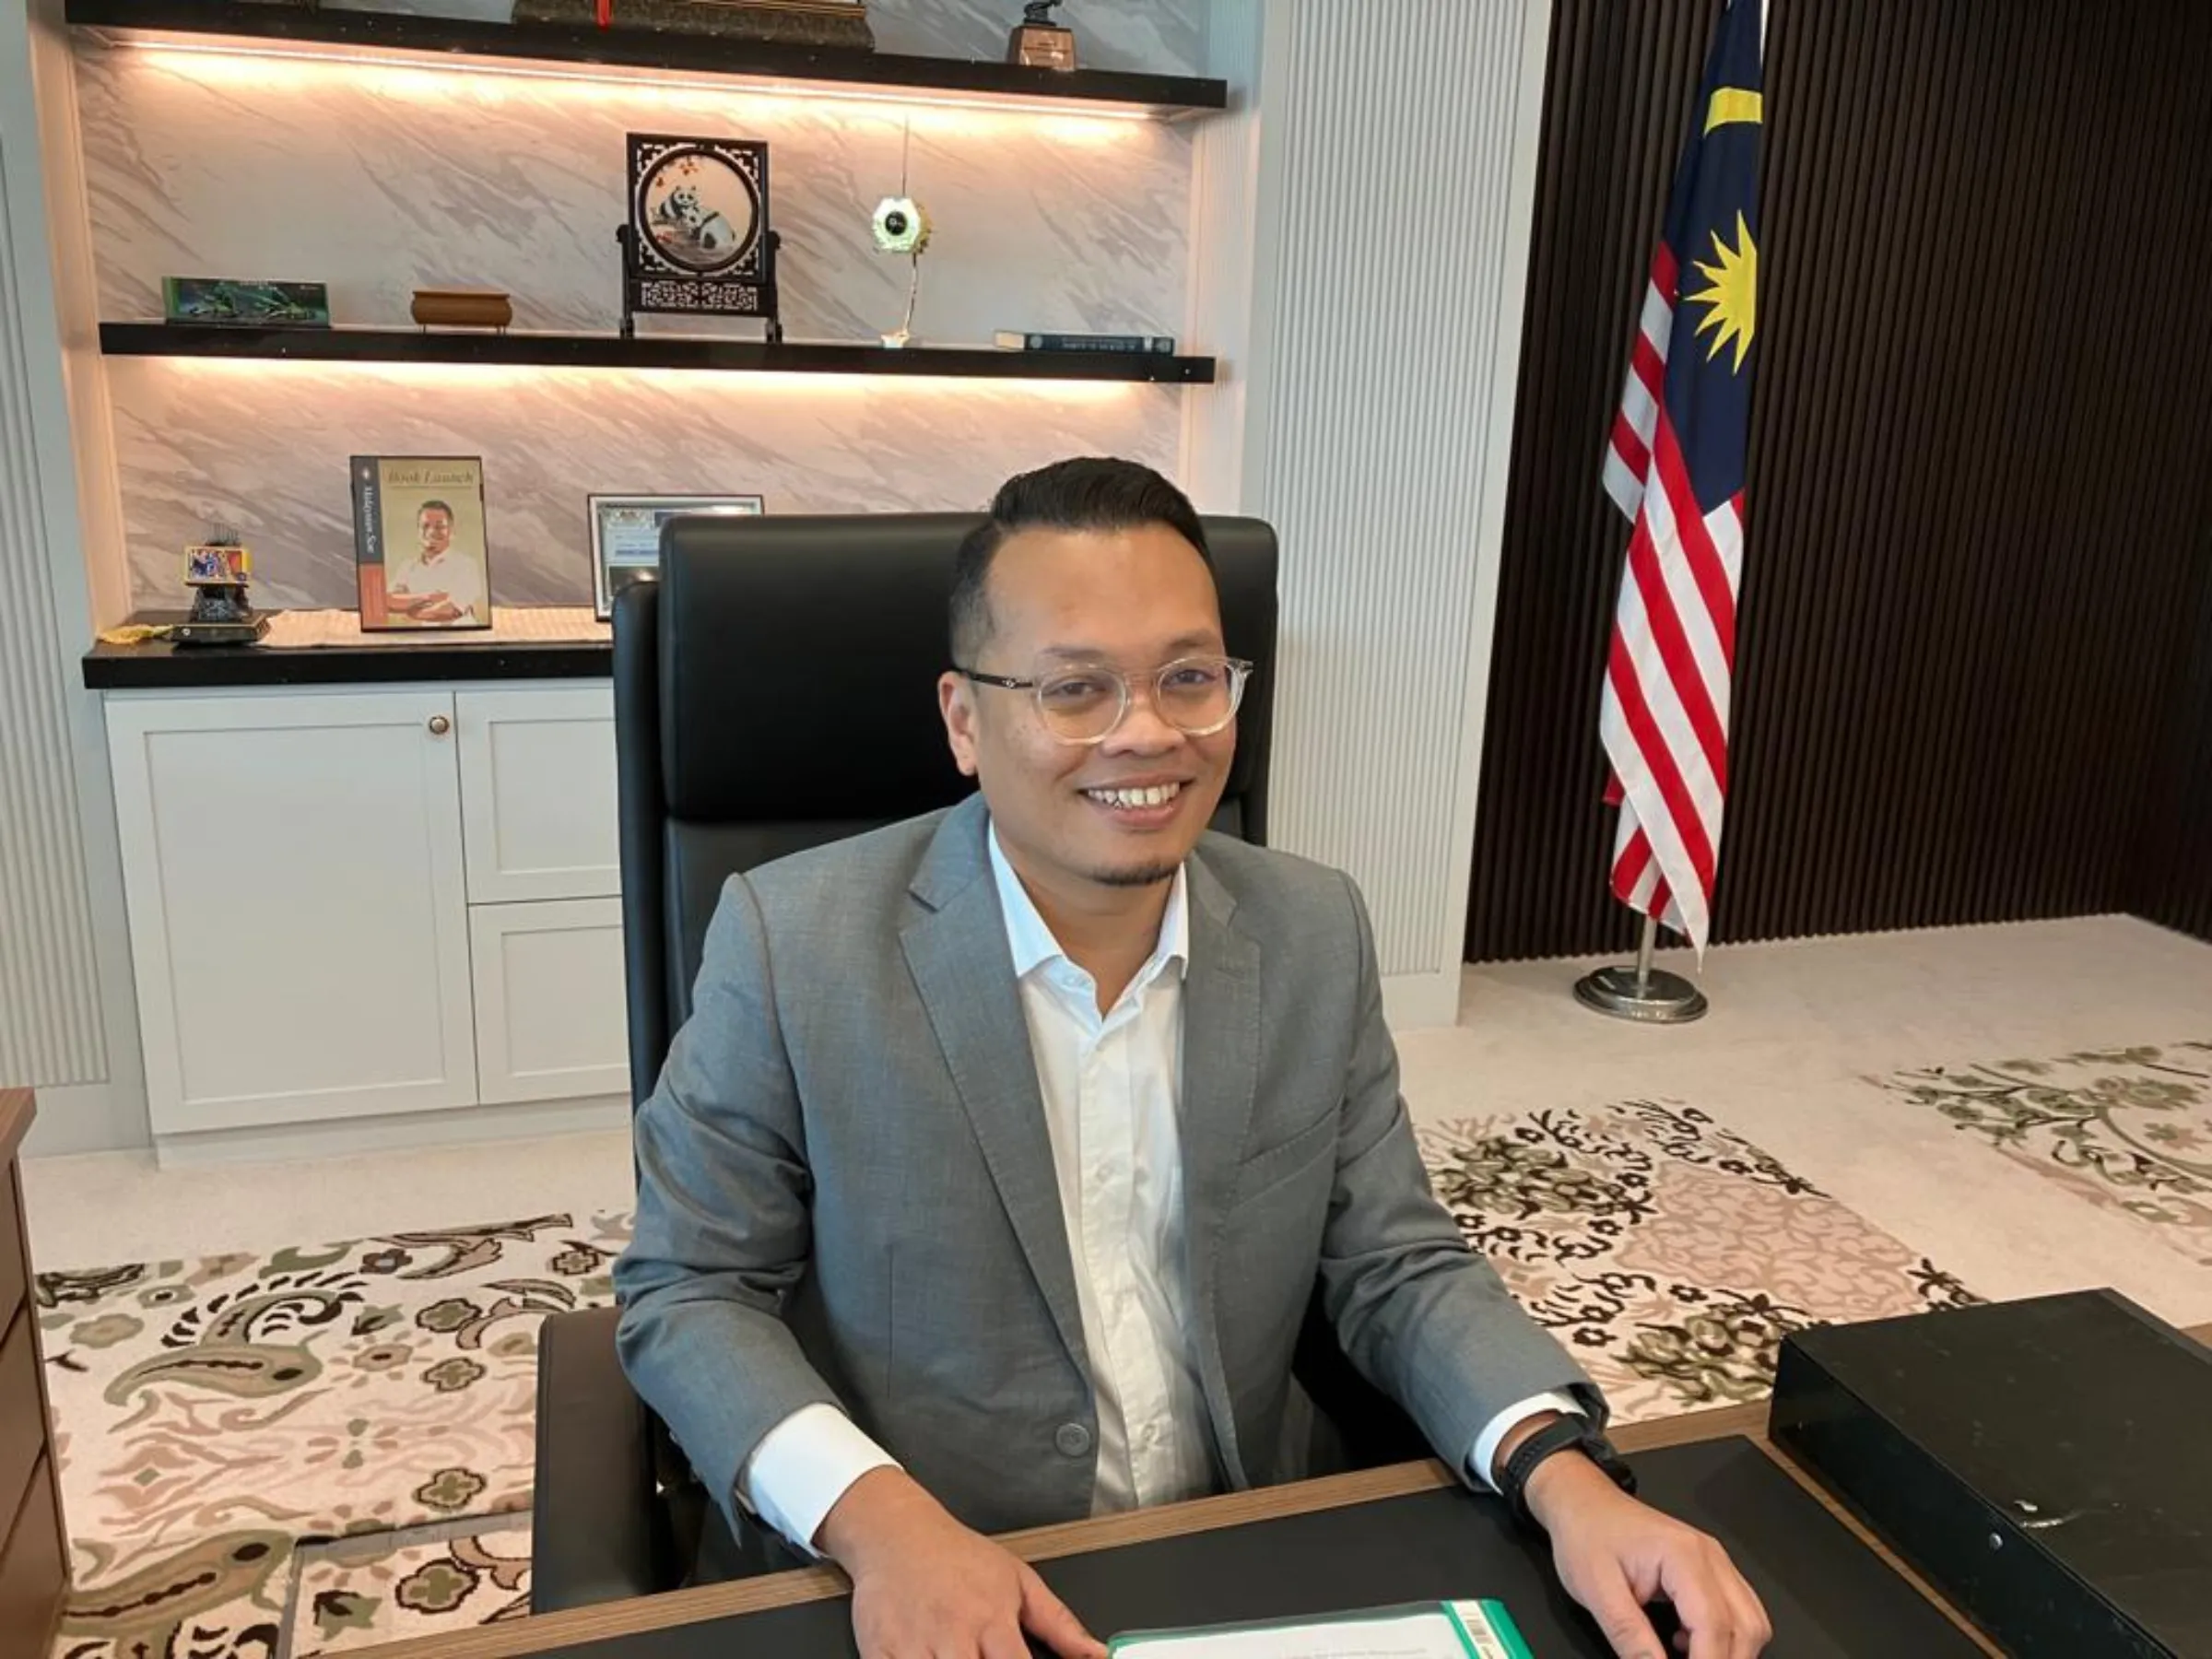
[1467,1391,1584,1492]
[737,1402,902,1557]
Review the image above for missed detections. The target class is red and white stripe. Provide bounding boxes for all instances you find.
[1598,244,1742,954]
[1602,244,1677,521]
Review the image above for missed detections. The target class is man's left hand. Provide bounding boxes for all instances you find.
[1526,1451,1771,1659]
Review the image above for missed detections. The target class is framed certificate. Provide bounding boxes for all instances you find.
[589,493,764,620]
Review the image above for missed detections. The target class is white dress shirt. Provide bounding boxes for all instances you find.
[385,548,486,621]
[737,830,1577,1553]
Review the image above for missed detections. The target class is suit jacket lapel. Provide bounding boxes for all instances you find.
[1179,849,1261,1488]
[900,799,1089,1371]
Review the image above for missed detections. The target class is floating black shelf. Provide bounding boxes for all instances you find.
[84,629,611,691]
[65,0,1228,118]
[100,323,1216,383]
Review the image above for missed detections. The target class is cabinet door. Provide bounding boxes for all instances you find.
[468,899,629,1104]
[454,687,618,903]
[106,691,477,1135]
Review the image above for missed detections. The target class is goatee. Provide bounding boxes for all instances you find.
[1094,861,1180,888]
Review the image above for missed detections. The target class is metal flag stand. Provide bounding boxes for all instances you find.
[1573,912,1709,1023]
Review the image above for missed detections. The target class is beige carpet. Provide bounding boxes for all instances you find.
[1882,1038,2212,1266]
[42,1106,1974,1657]
[1418,1100,1978,1423]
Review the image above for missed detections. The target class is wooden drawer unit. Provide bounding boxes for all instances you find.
[0,1159,22,1336]
[0,1455,65,1659]
[0,1311,42,1541]
[0,1095,65,1659]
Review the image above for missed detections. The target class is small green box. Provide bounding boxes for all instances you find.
[162,276,331,327]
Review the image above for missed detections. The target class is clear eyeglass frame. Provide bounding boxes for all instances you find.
[955,653,1254,746]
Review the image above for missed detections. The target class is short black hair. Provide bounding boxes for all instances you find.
[418,500,453,520]
[948,457,1211,666]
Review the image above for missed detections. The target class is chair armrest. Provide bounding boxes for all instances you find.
[531,1305,665,1611]
[1290,1286,1430,1471]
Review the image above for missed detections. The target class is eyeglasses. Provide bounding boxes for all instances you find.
[957,654,1253,745]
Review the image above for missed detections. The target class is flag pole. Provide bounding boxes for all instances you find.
[1632,911,1658,991]
[1574,908,1709,1024]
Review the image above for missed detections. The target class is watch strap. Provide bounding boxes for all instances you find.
[1500,1416,1635,1530]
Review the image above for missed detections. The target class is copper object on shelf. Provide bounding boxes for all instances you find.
[410,288,515,331]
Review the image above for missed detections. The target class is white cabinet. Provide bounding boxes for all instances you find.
[105,681,631,1151]
[106,690,479,1135]
[456,687,619,902]
[469,898,629,1103]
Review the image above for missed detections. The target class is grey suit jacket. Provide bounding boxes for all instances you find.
[614,795,1598,1537]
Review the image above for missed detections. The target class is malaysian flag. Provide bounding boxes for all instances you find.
[1599,0,1762,955]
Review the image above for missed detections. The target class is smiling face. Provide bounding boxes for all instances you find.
[939,522,1233,895]
[417,506,453,559]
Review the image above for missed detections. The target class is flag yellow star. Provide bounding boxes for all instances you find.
[1687,212,1757,371]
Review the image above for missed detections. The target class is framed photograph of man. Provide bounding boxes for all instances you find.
[588,493,764,620]
[351,456,492,630]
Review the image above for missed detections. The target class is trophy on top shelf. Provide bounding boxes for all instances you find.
[1007,0,1077,70]
[175,532,269,648]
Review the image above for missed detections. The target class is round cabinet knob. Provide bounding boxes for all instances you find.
[428,715,452,735]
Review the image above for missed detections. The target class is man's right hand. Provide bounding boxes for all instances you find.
[817,1466,1107,1659]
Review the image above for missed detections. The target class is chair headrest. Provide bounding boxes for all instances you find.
[654,513,1278,824]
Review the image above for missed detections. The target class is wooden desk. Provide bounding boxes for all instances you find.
[356,1394,2060,1659]
[0,1092,68,1659]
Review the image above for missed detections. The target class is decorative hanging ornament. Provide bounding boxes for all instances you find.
[872,194,931,347]
[871,195,932,256]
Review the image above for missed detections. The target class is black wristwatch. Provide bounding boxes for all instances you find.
[1500,1416,1636,1531]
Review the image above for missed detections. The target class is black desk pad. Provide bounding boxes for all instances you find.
[548,1439,1984,1657]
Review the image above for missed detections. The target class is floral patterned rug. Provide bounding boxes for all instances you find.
[1882,1039,2212,1265]
[288,1516,534,1655]
[40,1102,1978,1657]
[39,1212,628,1659]
[1417,1100,1980,1423]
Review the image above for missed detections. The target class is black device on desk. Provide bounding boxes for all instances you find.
[515,1439,1981,1658]
[1772,1288,2212,1659]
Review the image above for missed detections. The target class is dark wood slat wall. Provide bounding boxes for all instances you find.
[2134,556,2212,942]
[1468,0,2212,961]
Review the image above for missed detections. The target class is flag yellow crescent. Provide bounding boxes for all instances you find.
[1705,88,1763,132]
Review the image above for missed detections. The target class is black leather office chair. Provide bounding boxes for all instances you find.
[530,512,1421,1613]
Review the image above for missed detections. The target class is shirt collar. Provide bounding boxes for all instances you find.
[987,821,1189,986]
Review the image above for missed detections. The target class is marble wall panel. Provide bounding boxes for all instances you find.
[72,3,1200,609]
[110,359,1178,606]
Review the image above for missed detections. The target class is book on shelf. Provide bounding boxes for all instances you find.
[994,330,1177,354]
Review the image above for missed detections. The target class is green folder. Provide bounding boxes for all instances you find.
[1108,1598,1535,1659]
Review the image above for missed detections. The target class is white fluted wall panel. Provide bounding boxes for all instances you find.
[0,124,109,1086]
[1179,0,1261,510]
[1242,0,1547,982]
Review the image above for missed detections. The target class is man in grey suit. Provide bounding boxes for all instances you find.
[616,459,1771,1659]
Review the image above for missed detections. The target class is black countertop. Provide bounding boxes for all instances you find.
[83,632,611,689]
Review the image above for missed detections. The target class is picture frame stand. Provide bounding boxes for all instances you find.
[618,134,782,342]
[617,224,783,342]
